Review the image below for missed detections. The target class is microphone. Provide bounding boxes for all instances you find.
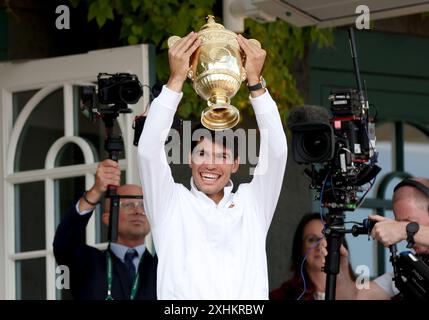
[287,105,331,130]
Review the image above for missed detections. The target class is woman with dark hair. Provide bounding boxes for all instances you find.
[270,213,356,300]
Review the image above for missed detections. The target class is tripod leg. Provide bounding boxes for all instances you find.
[107,191,119,242]
[104,124,123,243]
[324,212,345,300]
[106,147,121,243]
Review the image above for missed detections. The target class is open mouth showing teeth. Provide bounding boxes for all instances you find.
[200,172,220,182]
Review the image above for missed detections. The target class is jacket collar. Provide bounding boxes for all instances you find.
[109,242,146,262]
[190,177,234,208]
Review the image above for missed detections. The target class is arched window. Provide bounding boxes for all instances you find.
[0,45,153,299]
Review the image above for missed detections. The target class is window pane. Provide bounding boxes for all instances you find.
[403,124,429,176]
[376,123,428,143]
[371,123,429,199]
[74,86,125,161]
[55,143,85,167]
[14,88,64,172]
[15,182,45,252]
[12,89,39,124]
[54,177,86,228]
[16,258,46,300]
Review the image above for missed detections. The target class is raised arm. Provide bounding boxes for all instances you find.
[53,160,120,265]
[138,32,201,228]
[236,35,288,232]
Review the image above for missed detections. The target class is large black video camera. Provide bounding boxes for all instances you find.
[288,77,380,210]
[391,250,429,301]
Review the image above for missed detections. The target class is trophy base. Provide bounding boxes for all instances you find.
[201,104,240,131]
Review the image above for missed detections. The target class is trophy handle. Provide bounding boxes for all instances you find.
[241,68,247,82]
[187,69,194,81]
[249,39,261,48]
[167,35,181,48]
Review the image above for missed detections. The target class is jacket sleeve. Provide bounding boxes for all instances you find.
[237,90,288,233]
[137,85,182,230]
[53,200,93,267]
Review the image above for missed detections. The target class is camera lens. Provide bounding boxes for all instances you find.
[119,81,143,104]
[302,132,329,159]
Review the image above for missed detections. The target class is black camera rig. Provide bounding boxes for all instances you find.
[81,73,143,242]
[390,247,429,301]
[290,86,380,211]
[289,28,382,300]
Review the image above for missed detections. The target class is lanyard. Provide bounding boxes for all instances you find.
[105,251,142,300]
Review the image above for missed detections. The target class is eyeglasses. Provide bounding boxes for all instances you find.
[304,235,323,245]
[119,200,145,211]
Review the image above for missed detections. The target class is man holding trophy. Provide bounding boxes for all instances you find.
[138,17,287,299]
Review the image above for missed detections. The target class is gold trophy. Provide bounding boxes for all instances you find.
[168,15,260,130]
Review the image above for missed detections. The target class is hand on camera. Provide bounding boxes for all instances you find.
[369,215,407,247]
[87,159,121,201]
[78,160,121,212]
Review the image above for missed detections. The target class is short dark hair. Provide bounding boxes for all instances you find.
[190,123,239,160]
[393,178,429,213]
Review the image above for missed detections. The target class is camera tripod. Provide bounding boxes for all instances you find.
[101,110,125,243]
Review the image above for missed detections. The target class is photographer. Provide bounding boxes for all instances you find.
[319,177,429,299]
[367,177,429,298]
[370,178,429,251]
[138,32,287,299]
[53,159,157,300]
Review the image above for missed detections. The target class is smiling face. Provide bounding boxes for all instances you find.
[189,138,239,204]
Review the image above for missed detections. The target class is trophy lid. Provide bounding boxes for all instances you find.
[200,15,225,31]
[197,15,237,46]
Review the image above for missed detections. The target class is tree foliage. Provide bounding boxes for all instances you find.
[72,0,332,122]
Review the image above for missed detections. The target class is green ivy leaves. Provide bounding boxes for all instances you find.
[74,0,333,124]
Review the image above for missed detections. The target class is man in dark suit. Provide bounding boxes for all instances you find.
[53,159,157,300]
